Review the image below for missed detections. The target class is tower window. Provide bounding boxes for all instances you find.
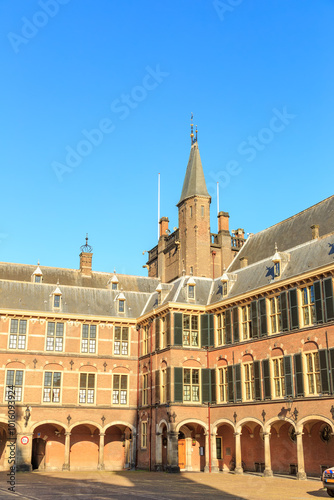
[190,206,193,218]
[201,205,204,217]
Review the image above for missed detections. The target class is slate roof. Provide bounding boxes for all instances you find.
[0,262,159,293]
[209,232,334,305]
[229,194,334,272]
[178,142,210,205]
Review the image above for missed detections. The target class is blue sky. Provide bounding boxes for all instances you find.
[1,0,333,275]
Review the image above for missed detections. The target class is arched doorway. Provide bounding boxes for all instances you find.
[300,417,334,477]
[70,424,99,470]
[155,420,168,471]
[215,422,235,472]
[239,420,264,472]
[32,423,66,471]
[104,424,134,470]
[269,419,297,475]
[177,422,206,471]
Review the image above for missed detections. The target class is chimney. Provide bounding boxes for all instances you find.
[79,235,93,276]
[239,256,248,268]
[311,224,319,240]
[159,217,169,238]
[218,211,230,233]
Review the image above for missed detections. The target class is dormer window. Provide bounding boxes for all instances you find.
[32,263,43,283]
[220,270,229,296]
[187,277,196,300]
[54,295,61,308]
[52,284,62,309]
[117,292,126,313]
[272,243,281,278]
[110,272,119,291]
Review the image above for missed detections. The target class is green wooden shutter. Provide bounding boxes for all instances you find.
[324,278,334,321]
[225,309,232,345]
[166,366,171,402]
[314,281,324,324]
[254,360,261,400]
[155,318,160,351]
[262,359,271,399]
[234,364,242,402]
[208,314,214,347]
[329,348,334,395]
[155,370,160,403]
[294,353,304,397]
[289,289,299,330]
[202,368,210,403]
[227,365,234,402]
[211,368,216,404]
[201,314,209,348]
[319,349,330,394]
[232,307,239,343]
[166,312,171,346]
[283,355,293,397]
[250,301,258,338]
[259,298,268,337]
[280,292,289,331]
[174,313,183,346]
[174,367,183,402]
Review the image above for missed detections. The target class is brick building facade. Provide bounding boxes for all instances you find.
[1,130,334,478]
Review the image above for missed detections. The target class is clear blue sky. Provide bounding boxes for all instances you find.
[1,1,333,275]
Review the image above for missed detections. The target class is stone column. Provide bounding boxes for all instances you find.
[296,431,307,480]
[185,436,192,471]
[204,431,210,472]
[131,432,136,470]
[97,432,105,470]
[155,432,163,471]
[211,431,219,473]
[263,432,273,477]
[62,432,71,471]
[234,431,243,474]
[167,425,179,473]
[16,433,33,471]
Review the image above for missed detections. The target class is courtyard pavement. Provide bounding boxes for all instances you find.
[0,470,331,500]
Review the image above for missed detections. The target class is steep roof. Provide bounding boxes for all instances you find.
[177,141,210,205]
[229,194,334,272]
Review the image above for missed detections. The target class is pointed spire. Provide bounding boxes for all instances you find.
[178,118,210,206]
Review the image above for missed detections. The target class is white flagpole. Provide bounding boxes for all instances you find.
[217,182,220,233]
[158,173,160,239]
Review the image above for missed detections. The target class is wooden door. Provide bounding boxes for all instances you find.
[178,439,186,469]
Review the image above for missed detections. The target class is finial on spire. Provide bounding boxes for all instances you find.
[80,233,93,253]
[195,124,198,143]
[190,113,194,145]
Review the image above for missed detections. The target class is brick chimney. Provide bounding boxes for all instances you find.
[311,224,319,240]
[218,211,230,233]
[239,256,248,268]
[159,217,169,238]
[79,235,93,276]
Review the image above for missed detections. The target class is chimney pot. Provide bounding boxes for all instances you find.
[159,217,169,238]
[311,224,319,239]
[218,211,230,233]
[80,252,93,276]
[239,256,248,268]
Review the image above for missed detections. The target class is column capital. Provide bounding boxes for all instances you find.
[233,431,242,437]
[99,432,106,437]
[65,431,71,437]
